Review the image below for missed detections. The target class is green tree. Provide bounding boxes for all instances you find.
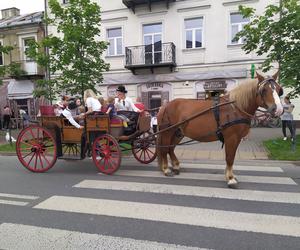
[235,0,300,96]
[28,0,109,102]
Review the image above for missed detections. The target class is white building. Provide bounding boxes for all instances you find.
[51,0,299,121]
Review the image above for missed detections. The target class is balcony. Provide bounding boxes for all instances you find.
[122,0,175,13]
[125,42,176,74]
[9,60,44,78]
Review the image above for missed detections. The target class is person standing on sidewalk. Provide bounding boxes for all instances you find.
[281,96,294,140]
[3,105,11,130]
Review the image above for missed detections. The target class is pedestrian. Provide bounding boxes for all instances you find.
[19,109,30,128]
[280,96,295,141]
[151,112,158,133]
[3,105,11,130]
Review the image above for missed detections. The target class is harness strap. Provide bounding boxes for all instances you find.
[221,118,251,130]
[212,96,225,147]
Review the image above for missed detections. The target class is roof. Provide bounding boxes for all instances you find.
[0,11,43,29]
[7,79,35,99]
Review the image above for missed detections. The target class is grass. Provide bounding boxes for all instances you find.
[263,135,300,161]
[0,142,16,152]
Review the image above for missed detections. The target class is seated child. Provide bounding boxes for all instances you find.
[106,96,128,127]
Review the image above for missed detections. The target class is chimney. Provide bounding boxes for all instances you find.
[1,7,20,19]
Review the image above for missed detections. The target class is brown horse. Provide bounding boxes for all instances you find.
[157,72,283,187]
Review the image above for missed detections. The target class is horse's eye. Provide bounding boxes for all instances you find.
[278,88,283,97]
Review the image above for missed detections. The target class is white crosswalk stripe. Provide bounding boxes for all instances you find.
[0,193,39,206]
[103,169,296,185]
[74,180,300,204]
[34,195,300,237]
[0,223,206,250]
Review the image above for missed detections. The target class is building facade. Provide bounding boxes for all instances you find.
[97,0,271,107]
[49,0,299,121]
[0,8,44,120]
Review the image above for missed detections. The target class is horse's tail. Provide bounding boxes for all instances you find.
[156,106,170,168]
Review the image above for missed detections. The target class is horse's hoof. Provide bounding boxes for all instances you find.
[172,169,180,175]
[227,178,238,189]
[164,170,174,177]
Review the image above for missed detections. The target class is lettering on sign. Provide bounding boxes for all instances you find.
[146,83,163,90]
[203,80,227,91]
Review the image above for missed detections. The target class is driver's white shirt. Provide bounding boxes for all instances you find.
[115,96,139,112]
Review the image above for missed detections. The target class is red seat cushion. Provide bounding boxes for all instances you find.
[110,118,123,125]
[135,102,145,111]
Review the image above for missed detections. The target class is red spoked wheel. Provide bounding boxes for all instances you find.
[16,125,57,172]
[92,134,121,174]
[132,131,157,164]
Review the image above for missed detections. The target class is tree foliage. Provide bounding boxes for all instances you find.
[27,0,109,102]
[236,0,300,96]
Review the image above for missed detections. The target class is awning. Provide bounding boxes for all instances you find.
[7,79,35,99]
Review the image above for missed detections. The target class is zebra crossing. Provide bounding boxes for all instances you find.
[1,160,300,249]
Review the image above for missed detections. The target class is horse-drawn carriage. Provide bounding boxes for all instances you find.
[16,111,157,174]
[16,73,283,188]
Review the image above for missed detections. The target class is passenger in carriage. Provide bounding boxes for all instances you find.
[106,96,117,119]
[99,97,108,113]
[83,89,102,115]
[62,99,84,129]
[54,95,70,116]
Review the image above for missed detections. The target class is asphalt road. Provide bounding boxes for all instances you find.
[1,156,300,249]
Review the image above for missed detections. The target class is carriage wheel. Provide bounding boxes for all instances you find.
[132,131,157,164]
[92,134,121,174]
[16,125,57,172]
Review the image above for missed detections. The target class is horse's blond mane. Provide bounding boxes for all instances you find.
[229,79,258,110]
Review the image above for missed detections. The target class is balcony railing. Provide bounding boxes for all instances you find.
[10,60,44,77]
[125,42,176,73]
[122,0,175,13]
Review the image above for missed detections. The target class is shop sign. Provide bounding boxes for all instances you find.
[146,83,163,90]
[203,80,227,91]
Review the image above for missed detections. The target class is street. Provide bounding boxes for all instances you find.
[1,156,300,249]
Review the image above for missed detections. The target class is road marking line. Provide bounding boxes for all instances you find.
[0,193,39,200]
[178,163,283,172]
[102,170,296,185]
[0,223,206,250]
[74,180,300,204]
[34,196,300,237]
[124,162,284,172]
[0,199,29,206]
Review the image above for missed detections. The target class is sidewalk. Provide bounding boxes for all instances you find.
[174,128,289,161]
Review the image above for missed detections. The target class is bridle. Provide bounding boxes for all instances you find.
[257,77,282,114]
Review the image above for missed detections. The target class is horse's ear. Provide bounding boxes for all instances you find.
[256,72,265,82]
[272,71,279,81]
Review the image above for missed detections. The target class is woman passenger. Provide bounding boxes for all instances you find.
[83,89,101,115]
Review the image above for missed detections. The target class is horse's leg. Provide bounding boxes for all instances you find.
[157,131,173,176]
[224,135,241,188]
[169,129,183,175]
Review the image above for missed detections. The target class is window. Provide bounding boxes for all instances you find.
[184,17,203,49]
[0,41,3,65]
[143,23,162,64]
[23,38,35,61]
[230,13,249,44]
[107,28,123,56]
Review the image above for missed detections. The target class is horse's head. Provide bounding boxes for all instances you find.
[256,72,283,117]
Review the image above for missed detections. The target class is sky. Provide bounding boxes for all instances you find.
[0,0,44,18]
